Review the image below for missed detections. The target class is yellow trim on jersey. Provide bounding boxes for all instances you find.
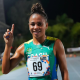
[47,36,57,41]
[24,36,57,44]
[25,39,33,44]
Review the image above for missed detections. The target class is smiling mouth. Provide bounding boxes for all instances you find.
[33,31,41,34]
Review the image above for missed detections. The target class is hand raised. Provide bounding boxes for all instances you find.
[11,24,14,35]
[3,24,14,47]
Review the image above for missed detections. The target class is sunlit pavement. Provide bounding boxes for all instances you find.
[0,57,80,80]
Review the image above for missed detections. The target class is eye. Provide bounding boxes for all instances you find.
[30,22,35,26]
[37,22,42,26]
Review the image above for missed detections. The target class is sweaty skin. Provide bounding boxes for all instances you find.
[2,14,69,80]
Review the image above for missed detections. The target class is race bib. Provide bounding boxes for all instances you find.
[27,55,50,77]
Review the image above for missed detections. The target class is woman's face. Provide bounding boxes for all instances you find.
[29,14,48,39]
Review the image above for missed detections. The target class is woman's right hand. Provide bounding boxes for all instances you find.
[3,24,14,47]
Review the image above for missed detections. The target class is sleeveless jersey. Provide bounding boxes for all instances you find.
[24,36,58,80]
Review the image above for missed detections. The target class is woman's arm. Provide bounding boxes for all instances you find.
[2,24,24,74]
[2,42,24,74]
[55,39,69,80]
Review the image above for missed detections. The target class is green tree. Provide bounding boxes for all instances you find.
[46,23,67,39]
[47,14,74,48]
[71,22,80,47]
[56,13,73,26]
[55,14,74,48]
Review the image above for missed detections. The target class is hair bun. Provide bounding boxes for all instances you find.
[30,3,48,22]
[31,3,44,14]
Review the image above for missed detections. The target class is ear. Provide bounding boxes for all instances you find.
[45,22,48,30]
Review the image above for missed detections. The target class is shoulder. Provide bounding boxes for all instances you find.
[54,39,65,56]
[46,36,63,49]
[11,43,25,59]
[16,39,33,55]
[24,39,33,44]
[16,43,24,56]
[55,39,64,49]
[46,36,57,41]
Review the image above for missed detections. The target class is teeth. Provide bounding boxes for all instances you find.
[33,31,40,32]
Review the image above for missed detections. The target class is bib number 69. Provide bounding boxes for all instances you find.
[33,61,42,71]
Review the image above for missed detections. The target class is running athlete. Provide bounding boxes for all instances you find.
[2,3,69,80]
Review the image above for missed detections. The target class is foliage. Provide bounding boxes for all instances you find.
[0,65,2,75]
[0,65,2,71]
[47,13,74,48]
[71,22,80,37]
[46,23,67,39]
[71,22,80,47]
[56,13,73,25]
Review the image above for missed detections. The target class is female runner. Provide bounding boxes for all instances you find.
[2,3,69,80]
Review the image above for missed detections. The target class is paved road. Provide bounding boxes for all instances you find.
[0,57,80,80]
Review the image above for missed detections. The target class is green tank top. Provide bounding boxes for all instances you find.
[24,36,58,80]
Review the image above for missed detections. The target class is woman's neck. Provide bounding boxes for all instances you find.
[33,35,46,45]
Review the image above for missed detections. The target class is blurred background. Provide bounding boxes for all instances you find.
[0,0,80,80]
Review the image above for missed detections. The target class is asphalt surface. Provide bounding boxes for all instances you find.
[0,57,80,80]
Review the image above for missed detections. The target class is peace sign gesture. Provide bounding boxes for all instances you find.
[3,24,14,47]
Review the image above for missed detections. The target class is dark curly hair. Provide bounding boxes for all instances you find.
[30,3,48,22]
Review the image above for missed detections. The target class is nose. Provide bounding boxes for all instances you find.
[34,24,39,29]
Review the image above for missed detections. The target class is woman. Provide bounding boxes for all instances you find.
[2,3,69,80]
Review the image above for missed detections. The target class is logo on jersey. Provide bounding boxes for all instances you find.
[26,48,32,54]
